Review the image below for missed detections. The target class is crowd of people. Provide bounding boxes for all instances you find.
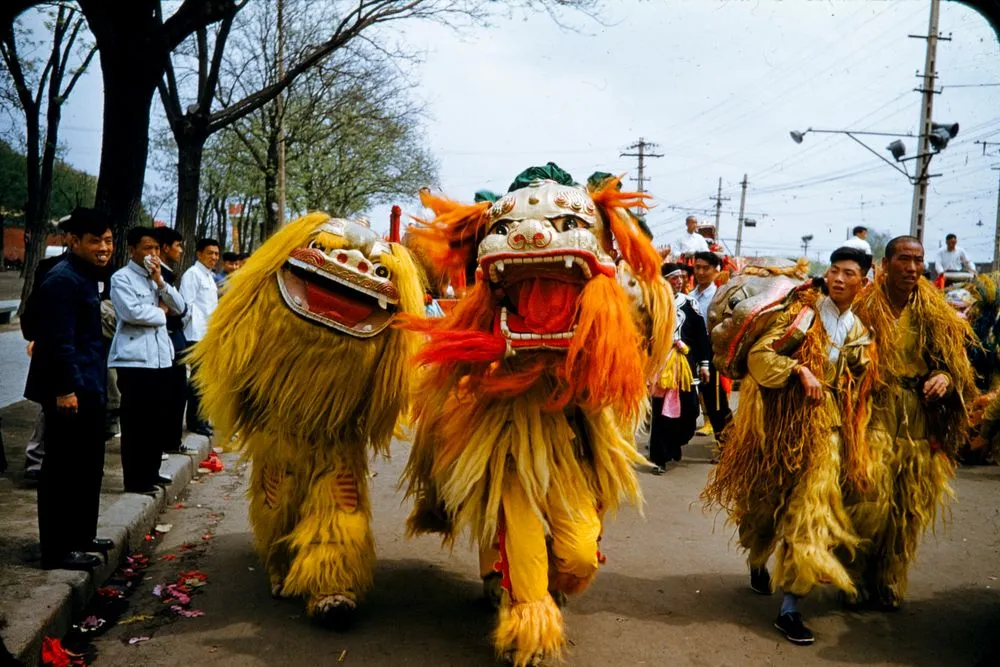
[12,195,987,658]
[19,208,241,571]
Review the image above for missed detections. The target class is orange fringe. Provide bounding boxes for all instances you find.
[407,190,491,285]
[588,177,659,283]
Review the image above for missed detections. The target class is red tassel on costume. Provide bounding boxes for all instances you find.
[415,330,507,366]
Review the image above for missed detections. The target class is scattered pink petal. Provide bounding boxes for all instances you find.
[151,584,163,598]
[128,636,150,645]
[171,606,205,618]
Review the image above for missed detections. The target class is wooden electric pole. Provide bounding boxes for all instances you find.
[710,177,730,237]
[735,174,748,256]
[620,138,663,214]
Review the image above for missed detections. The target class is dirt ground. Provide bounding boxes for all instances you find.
[77,437,1000,667]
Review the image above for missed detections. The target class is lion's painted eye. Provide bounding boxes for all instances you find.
[552,216,587,232]
[373,264,390,279]
[490,221,510,236]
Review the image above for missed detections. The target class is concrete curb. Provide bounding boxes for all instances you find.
[7,432,212,666]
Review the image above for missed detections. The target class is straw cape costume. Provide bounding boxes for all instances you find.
[702,273,875,600]
[401,164,663,666]
[190,213,423,622]
[847,276,976,608]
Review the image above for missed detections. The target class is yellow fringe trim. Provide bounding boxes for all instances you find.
[494,596,565,667]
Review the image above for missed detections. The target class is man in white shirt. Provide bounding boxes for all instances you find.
[179,238,220,435]
[841,226,872,256]
[671,216,710,258]
[691,251,732,440]
[109,227,186,493]
[934,233,976,277]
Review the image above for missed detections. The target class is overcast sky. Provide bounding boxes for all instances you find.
[16,0,1000,262]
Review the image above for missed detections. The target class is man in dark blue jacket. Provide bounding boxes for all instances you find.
[24,208,115,570]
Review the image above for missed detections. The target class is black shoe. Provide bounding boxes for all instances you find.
[190,426,213,437]
[750,567,772,595]
[89,538,115,553]
[23,468,40,483]
[650,465,665,476]
[774,612,815,645]
[157,474,173,485]
[43,551,102,571]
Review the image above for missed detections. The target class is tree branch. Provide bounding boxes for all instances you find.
[162,0,237,53]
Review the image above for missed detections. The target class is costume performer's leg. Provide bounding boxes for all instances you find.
[772,431,857,597]
[739,500,779,575]
[480,540,504,608]
[495,476,565,667]
[547,484,601,598]
[247,449,302,598]
[846,390,954,606]
[281,451,375,619]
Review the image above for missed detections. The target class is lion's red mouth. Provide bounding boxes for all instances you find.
[305,281,374,328]
[506,278,581,334]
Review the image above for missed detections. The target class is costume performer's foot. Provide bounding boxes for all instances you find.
[270,576,293,599]
[749,567,772,595]
[309,593,357,629]
[483,573,503,610]
[650,465,665,476]
[774,612,814,645]
[871,586,902,612]
[503,648,545,666]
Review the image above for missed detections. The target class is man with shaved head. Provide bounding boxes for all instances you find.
[848,235,976,611]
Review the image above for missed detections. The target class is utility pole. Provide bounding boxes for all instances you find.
[909,0,949,241]
[275,0,287,229]
[710,177,730,236]
[620,138,663,214]
[801,235,813,257]
[735,174,748,256]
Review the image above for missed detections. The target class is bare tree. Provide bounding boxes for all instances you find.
[158,0,599,262]
[0,3,96,310]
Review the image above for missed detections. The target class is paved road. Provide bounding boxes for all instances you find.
[0,330,28,408]
[85,441,1000,667]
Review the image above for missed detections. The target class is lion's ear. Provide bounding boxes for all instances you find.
[588,177,660,283]
[407,190,491,286]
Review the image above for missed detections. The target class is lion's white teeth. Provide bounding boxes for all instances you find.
[496,261,505,273]
[564,256,574,269]
[378,297,387,310]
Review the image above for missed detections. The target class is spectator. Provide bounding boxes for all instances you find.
[19,243,69,482]
[670,216,710,258]
[180,238,220,435]
[156,227,188,453]
[691,251,733,441]
[842,226,872,255]
[221,251,240,276]
[935,233,976,276]
[23,208,114,570]
[109,227,186,493]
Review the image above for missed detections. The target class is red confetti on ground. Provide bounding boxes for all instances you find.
[201,533,213,541]
[199,451,224,473]
[161,554,178,561]
[173,503,185,509]
[178,542,197,551]
[41,637,85,667]
[144,534,154,542]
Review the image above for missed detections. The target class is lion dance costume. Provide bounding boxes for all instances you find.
[847,275,975,608]
[190,213,423,622]
[402,164,666,666]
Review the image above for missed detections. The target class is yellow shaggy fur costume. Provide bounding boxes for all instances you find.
[846,276,976,607]
[401,169,666,666]
[703,287,874,597]
[190,212,423,621]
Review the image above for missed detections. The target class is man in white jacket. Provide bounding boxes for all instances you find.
[109,227,185,493]
[179,238,220,435]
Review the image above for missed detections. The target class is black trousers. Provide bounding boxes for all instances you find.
[649,392,699,466]
[117,367,172,492]
[698,362,733,436]
[182,340,207,430]
[37,394,106,565]
[165,363,187,450]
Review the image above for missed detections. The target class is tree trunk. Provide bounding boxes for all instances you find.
[16,101,43,313]
[175,136,205,270]
[95,59,159,265]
